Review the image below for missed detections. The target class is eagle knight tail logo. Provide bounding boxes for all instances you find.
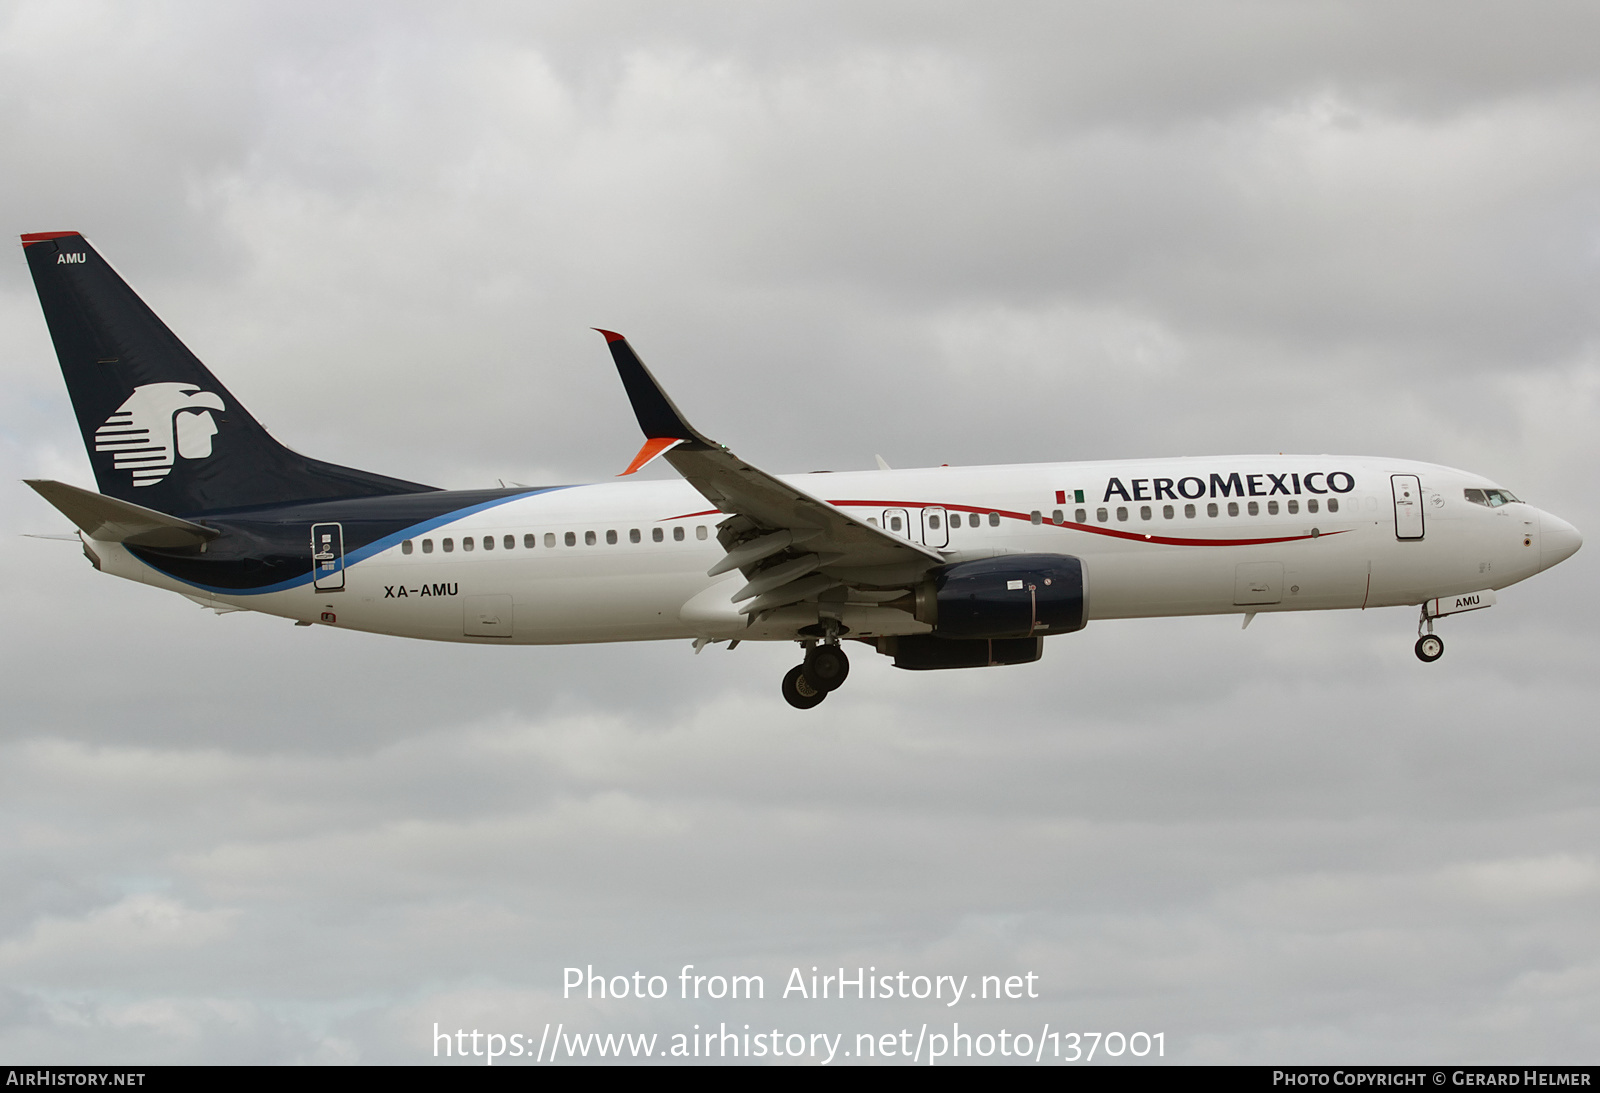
[94,383,226,487]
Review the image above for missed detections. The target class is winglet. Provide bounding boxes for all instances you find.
[618,436,686,476]
[594,329,714,451]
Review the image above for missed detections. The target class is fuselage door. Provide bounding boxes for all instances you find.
[921,506,949,548]
[1391,475,1425,540]
[311,522,346,591]
[881,508,910,538]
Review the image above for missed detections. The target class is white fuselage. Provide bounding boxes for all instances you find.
[94,455,1576,646]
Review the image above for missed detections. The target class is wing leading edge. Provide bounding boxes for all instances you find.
[595,330,942,616]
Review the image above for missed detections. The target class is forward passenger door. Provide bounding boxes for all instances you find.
[1392,475,1425,540]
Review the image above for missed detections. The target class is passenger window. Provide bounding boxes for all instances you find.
[1075,508,1087,523]
[929,515,941,530]
[696,526,708,540]
[1139,505,1151,521]
[401,540,413,555]
[505,535,515,550]
[630,529,641,543]
[1247,501,1258,516]
[1162,505,1174,520]
[969,513,980,528]
[988,512,1000,527]
[1327,497,1339,513]
[1116,507,1128,521]
[564,531,576,546]
[443,537,455,552]
[1227,502,1239,517]
[1307,499,1319,514]
[653,528,664,542]
[1267,500,1278,515]
[422,539,433,553]
[1097,507,1108,523]
[1184,504,1195,519]
[1030,510,1042,525]
[546,533,557,547]
[482,536,493,550]
[524,534,536,548]
[1052,509,1064,525]
[585,531,597,545]
[867,517,878,527]
[889,515,903,532]
[1207,503,1219,517]
[673,527,685,542]
[1287,500,1299,515]
[604,529,616,545]
[462,537,474,551]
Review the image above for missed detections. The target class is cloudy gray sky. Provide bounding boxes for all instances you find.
[2,0,1597,1065]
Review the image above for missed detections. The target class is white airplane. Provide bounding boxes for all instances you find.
[22,231,1583,708]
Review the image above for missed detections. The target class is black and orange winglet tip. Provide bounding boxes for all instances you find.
[21,231,81,246]
[619,436,686,476]
[593,327,712,450]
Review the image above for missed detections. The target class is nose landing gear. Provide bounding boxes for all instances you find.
[1414,604,1444,663]
[780,636,851,709]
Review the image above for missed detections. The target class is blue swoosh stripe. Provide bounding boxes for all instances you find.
[139,486,572,596]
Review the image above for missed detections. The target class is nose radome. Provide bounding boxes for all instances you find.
[1540,512,1582,571]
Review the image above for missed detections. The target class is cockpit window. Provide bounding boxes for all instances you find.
[1464,488,1521,507]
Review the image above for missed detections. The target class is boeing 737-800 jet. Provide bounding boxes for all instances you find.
[21,232,1583,708]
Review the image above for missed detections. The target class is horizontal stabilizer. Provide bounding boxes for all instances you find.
[25,479,219,548]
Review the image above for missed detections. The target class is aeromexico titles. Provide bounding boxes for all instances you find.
[22,232,1582,708]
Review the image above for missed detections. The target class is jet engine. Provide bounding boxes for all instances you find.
[877,554,1088,670]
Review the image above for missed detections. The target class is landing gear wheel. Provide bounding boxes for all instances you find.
[804,645,850,692]
[1414,634,1444,663]
[782,664,827,709]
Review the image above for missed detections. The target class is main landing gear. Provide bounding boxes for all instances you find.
[781,638,851,709]
[1414,604,1444,663]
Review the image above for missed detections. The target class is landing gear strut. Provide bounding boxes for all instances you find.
[780,632,851,709]
[1414,605,1444,663]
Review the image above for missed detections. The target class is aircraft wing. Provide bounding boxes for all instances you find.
[597,331,943,615]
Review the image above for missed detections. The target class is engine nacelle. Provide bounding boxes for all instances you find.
[877,634,1043,671]
[917,553,1088,639]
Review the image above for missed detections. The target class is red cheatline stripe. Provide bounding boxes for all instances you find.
[618,437,684,476]
[20,231,81,246]
[661,498,1349,547]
